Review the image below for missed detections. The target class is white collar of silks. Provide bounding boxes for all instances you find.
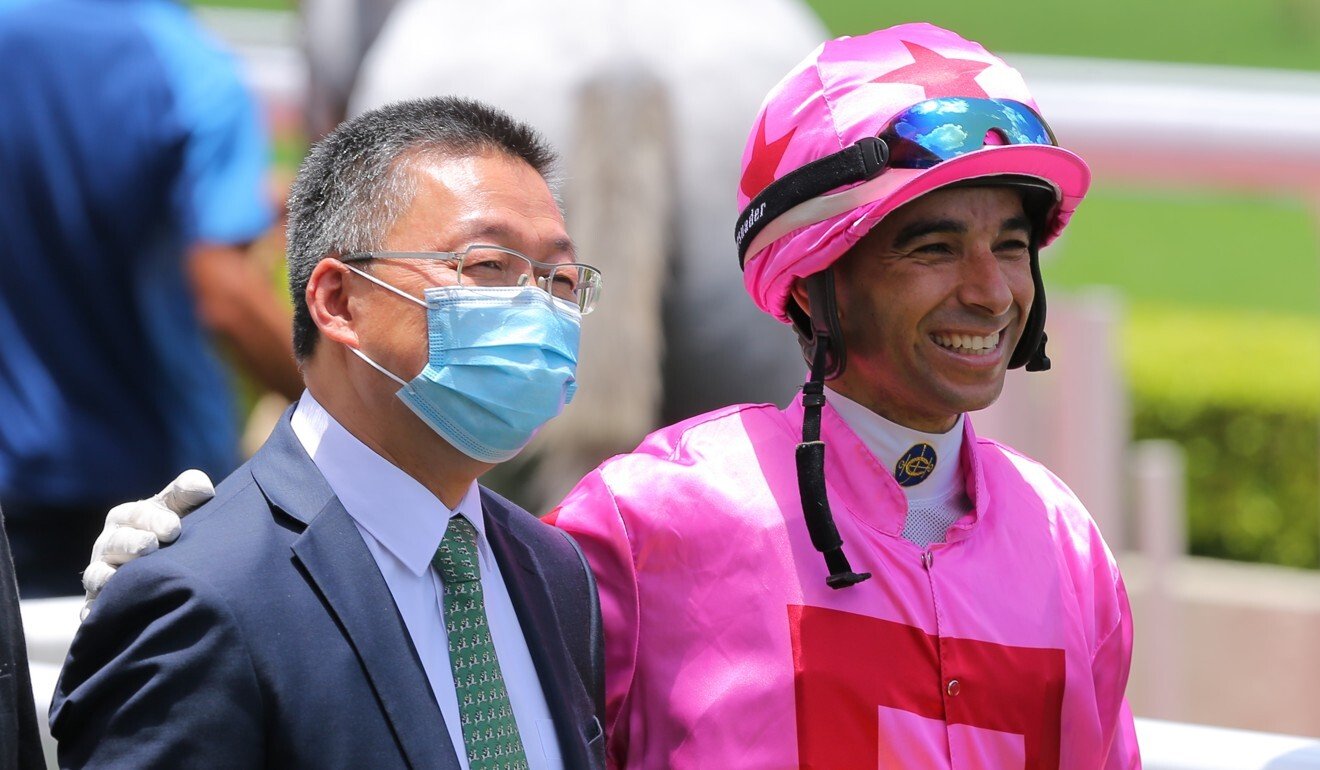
[824,388,965,503]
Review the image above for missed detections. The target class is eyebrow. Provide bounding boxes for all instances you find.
[892,219,964,250]
[892,215,1033,250]
[1002,215,1032,234]
[461,221,577,259]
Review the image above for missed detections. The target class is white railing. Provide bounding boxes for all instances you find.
[1137,719,1320,770]
[22,597,80,768]
[1017,54,1320,193]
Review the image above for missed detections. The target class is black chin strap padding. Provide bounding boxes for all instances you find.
[1009,242,1050,371]
[789,270,847,381]
[1000,184,1053,372]
[796,346,871,590]
[1025,243,1050,370]
[806,271,845,380]
[736,137,890,267]
[1025,332,1050,372]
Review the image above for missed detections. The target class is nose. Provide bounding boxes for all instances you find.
[956,247,1018,317]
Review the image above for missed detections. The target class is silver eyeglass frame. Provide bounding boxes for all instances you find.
[339,244,603,314]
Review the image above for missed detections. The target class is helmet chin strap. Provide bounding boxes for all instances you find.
[793,276,872,590]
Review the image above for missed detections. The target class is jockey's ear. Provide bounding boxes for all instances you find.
[789,277,812,319]
[785,271,845,382]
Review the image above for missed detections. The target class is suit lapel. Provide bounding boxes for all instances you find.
[252,412,460,770]
[482,496,599,768]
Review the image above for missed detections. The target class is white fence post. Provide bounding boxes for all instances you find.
[1130,439,1188,719]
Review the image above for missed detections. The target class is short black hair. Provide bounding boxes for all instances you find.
[285,96,558,360]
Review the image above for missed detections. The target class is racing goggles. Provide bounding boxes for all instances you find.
[735,97,1059,266]
[881,97,1056,168]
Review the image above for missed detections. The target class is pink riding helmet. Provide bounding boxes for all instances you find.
[736,22,1091,324]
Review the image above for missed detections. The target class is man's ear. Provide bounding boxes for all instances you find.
[306,258,360,349]
[789,277,812,319]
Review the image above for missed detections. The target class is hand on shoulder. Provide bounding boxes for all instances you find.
[81,470,214,619]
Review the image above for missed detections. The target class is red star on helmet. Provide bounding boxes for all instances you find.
[871,40,991,99]
[739,114,797,200]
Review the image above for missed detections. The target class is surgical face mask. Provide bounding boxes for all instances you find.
[344,265,581,463]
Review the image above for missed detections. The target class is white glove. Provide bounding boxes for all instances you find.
[81,469,215,620]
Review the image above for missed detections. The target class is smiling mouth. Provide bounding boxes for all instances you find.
[931,331,1001,356]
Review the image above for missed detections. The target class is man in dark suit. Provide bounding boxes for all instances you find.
[0,505,44,770]
[51,97,605,769]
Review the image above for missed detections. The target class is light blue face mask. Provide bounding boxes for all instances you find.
[345,265,581,463]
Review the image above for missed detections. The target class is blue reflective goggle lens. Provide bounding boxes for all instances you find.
[879,97,1057,170]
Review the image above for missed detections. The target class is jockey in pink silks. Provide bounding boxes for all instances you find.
[546,23,1140,769]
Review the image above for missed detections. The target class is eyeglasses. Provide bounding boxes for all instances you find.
[341,245,604,314]
[881,97,1057,169]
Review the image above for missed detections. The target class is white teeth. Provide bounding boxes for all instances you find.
[933,332,1000,353]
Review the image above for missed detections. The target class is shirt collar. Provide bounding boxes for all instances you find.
[824,387,965,502]
[290,390,486,576]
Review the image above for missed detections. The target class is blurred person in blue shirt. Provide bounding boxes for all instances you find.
[0,0,303,597]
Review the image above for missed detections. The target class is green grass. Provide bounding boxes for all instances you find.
[806,0,1320,72]
[1045,184,1320,409]
[194,0,1320,72]
[1044,185,1320,318]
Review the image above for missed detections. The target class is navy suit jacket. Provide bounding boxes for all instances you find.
[50,412,605,769]
[0,506,44,770]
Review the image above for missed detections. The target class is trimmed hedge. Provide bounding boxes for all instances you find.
[1133,397,1319,569]
[1126,306,1320,569]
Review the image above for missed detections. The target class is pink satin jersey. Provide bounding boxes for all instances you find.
[549,395,1140,769]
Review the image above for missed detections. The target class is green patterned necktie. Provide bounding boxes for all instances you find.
[431,515,530,770]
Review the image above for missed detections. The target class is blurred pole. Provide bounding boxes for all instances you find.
[521,63,675,510]
[1131,439,1187,719]
[1051,289,1129,550]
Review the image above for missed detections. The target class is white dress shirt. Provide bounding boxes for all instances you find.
[291,392,564,770]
